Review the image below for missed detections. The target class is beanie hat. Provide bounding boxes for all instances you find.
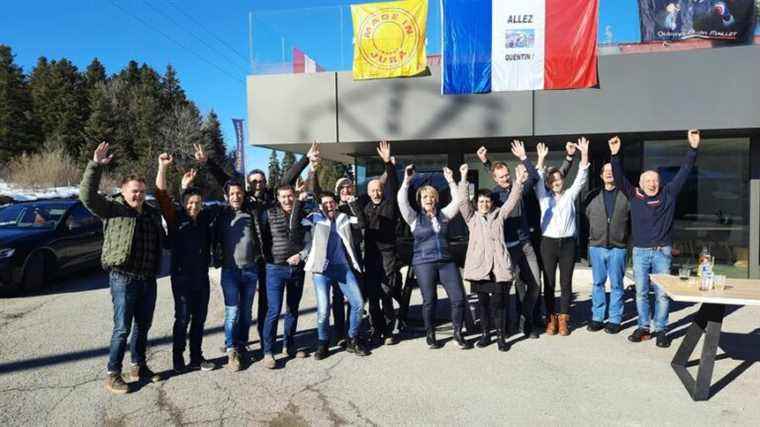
[335,177,354,193]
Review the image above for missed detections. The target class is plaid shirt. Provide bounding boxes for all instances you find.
[113,211,162,279]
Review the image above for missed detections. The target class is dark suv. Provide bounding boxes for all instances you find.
[0,199,103,295]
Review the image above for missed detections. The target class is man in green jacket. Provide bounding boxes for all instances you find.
[80,142,165,395]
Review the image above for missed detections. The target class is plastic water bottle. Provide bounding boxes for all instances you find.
[699,247,714,291]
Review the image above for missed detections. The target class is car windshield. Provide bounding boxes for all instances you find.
[0,203,69,229]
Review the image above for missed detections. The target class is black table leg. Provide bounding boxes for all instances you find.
[671,303,726,401]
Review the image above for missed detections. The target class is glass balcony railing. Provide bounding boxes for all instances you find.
[248,1,760,75]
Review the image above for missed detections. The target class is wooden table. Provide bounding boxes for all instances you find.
[651,274,760,401]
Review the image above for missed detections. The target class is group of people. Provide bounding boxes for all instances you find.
[79,129,700,395]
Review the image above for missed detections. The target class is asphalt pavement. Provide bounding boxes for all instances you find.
[1,264,759,426]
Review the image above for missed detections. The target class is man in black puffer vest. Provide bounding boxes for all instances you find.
[196,142,317,357]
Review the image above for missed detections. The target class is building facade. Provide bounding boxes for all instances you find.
[247,45,760,278]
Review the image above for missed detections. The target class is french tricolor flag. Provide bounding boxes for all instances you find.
[442,0,599,94]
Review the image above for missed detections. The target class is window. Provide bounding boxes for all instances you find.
[643,138,750,278]
[65,204,100,229]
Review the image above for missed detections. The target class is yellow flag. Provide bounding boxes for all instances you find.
[351,0,428,80]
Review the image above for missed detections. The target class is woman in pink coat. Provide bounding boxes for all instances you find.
[458,164,527,351]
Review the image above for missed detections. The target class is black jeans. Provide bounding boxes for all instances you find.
[473,283,510,334]
[508,241,541,330]
[540,237,576,315]
[365,257,402,336]
[414,261,466,332]
[171,273,210,363]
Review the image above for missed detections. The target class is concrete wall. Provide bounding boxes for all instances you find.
[246,45,760,148]
[335,65,533,142]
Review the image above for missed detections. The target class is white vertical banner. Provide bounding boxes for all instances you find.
[491,0,545,91]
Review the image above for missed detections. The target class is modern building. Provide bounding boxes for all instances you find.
[247,43,760,279]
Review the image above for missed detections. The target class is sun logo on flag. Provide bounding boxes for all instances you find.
[357,8,421,70]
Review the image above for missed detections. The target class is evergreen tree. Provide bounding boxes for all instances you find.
[267,150,281,189]
[28,57,88,157]
[84,58,107,92]
[316,159,347,194]
[280,151,296,178]
[200,111,231,199]
[0,45,39,162]
[160,64,187,111]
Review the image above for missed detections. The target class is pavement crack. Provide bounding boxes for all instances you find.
[284,356,348,426]
[347,400,378,427]
[157,382,184,426]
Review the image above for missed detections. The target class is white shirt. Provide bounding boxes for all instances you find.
[535,164,589,239]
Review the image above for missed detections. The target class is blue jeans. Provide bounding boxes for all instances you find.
[632,246,672,332]
[262,263,305,355]
[107,271,157,373]
[313,263,364,342]
[589,246,627,325]
[220,265,258,350]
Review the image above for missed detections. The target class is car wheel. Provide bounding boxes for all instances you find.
[22,252,47,293]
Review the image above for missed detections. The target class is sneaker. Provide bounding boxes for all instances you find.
[227,349,242,372]
[285,344,308,359]
[129,364,161,383]
[336,337,348,350]
[605,323,621,335]
[263,353,277,369]
[384,334,399,346]
[454,329,473,350]
[426,330,442,349]
[524,327,539,339]
[188,358,215,372]
[314,342,329,361]
[346,337,370,356]
[105,373,129,395]
[476,332,491,348]
[587,321,605,332]
[655,331,671,348]
[627,328,652,343]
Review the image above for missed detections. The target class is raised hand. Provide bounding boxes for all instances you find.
[459,163,469,180]
[307,140,321,163]
[181,169,197,189]
[295,178,306,194]
[510,140,527,161]
[687,129,700,149]
[193,143,207,164]
[476,146,488,163]
[93,142,114,165]
[443,166,454,182]
[565,141,577,157]
[577,137,590,167]
[536,143,549,160]
[158,153,173,168]
[608,136,621,155]
[404,164,415,183]
[576,137,589,155]
[377,140,391,163]
[536,143,548,170]
[515,164,528,184]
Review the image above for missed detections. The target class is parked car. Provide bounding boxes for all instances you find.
[0,199,103,295]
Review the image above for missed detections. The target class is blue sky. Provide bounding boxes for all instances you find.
[1,0,642,174]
